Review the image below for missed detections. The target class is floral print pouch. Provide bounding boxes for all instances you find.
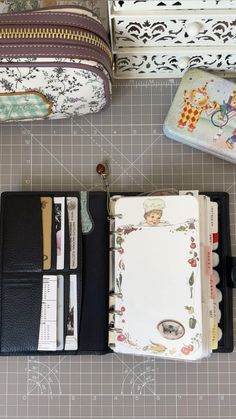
[0,5,112,121]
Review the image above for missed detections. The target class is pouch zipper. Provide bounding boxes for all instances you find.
[0,27,112,63]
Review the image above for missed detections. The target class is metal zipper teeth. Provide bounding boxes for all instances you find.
[0,27,112,63]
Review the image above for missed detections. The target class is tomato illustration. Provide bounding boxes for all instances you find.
[181,347,190,355]
[117,334,126,342]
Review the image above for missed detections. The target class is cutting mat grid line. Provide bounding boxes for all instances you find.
[0,79,236,418]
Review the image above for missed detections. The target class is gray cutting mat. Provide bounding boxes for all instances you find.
[0,78,236,419]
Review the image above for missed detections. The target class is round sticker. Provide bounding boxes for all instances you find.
[157,320,185,340]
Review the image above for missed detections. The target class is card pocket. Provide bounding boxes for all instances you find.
[64,274,70,346]
[51,204,57,271]
[1,195,43,272]
[64,203,71,271]
[0,276,42,353]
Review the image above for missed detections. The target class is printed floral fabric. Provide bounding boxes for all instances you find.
[0,1,94,13]
[0,1,108,28]
[0,2,110,119]
[0,58,111,119]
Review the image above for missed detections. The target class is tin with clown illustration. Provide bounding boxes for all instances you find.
[164,69,236,165]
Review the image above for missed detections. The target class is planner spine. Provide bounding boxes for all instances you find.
[108,196,124,348]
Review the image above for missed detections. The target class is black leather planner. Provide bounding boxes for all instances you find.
[0,191,233,356]
[0,191,110,355]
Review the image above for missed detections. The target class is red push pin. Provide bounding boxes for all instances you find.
[96,161,111,215]
[96,161,110,192]
[96,163,106,176]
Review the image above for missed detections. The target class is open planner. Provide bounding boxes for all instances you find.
[0,191,233,360]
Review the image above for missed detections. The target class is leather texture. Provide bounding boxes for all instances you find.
[78,192,110,352]
[0,191,110,355]
[0,191,232,355]
[1,276,42,353]
[2,195,43,273]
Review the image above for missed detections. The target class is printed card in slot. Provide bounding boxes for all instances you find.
[57,275,64,351]
[41,197,52,270]
[54,197,65,270]
[65,275,78,351]
[38,276,57,351]
[67,197,78,269]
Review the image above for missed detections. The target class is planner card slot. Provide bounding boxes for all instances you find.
[64,202,71,271]
[1,195,43,273]
[51,201,57,271]
[64,274,70,347]
[0,276,43,353]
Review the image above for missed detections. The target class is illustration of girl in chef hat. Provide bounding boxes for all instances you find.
[142,198,168,226]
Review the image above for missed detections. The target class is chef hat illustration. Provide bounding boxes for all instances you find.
[143,198,166,214]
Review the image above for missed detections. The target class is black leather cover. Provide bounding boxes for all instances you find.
[2,196,43,273]
[0,191,110,355]
[0,191,232,355]
[1,275,42,352]
[78,192,110,353]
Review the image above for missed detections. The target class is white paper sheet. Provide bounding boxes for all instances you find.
[110,196,204,360]
[38,276,57,351]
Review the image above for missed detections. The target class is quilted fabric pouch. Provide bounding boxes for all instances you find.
[0,6,112,122]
